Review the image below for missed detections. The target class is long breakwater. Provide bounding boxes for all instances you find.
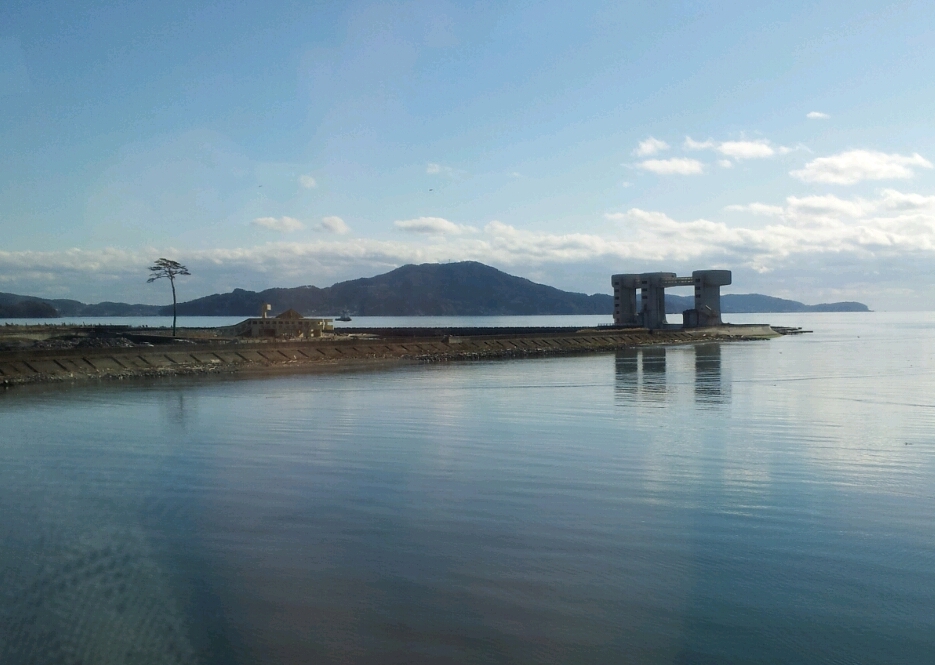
[0,325,780,387]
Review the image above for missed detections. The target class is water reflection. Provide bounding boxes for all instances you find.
[694,344,726,405]
[614,344,727,406]
[161,392,192,428]
[614,347,667,403]
[614,347,639,397]
[641,347,667,400]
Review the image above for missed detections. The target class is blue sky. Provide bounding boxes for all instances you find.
[2,0,935,309]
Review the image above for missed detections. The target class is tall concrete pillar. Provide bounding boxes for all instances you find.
[611,274,641,326]
[692,270,731,326]
[641,272,676,329]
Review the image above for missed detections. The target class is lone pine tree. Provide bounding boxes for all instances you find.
[147,258,191,336]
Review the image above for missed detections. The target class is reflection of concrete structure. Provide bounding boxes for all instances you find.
[640,346,667,398]
[614,347,639,397]
[694,344,725,404]
[614,345,728,405]
[613,347,667,401]
[234,306,333,338]
[612,270,731,329]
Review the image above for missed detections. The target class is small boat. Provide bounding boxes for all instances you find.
[337,310,352,322]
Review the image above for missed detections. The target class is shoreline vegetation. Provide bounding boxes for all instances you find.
[0,262,869,319]
[0,323,786,389]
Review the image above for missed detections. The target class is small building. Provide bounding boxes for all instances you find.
[234,306,333,338]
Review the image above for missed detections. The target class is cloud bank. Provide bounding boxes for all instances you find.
[5,188,935,308]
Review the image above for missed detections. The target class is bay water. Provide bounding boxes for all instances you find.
[1,312,934,664]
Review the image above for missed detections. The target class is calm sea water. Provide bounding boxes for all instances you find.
[1,312,934,664]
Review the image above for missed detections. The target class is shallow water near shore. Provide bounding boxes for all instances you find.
[1,312,935,664]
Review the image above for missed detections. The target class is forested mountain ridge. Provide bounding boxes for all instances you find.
[173,262,612,316]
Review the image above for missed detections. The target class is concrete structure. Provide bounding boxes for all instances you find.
[234,305,333,338]
[686,270,731,328]
[610,274,642,326]
[612,270,731,329]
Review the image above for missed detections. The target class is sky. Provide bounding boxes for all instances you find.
[2,0,935,309]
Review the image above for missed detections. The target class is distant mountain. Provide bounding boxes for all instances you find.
[172,262,613,316]
[0,262,870,318]
[664,293,869,314]
[0,291,160,317]
[722,294,869,313]
[0,299,60,318]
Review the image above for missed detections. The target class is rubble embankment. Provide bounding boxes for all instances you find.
[0,324,783,388]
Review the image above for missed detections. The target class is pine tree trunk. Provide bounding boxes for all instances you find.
[171,277,177,336]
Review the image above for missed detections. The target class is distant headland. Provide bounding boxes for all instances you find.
[0,261,869,318]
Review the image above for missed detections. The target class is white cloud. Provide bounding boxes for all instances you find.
[427,163,458,176]
[637,158,704,175]
[299,174,317,188]
[252,216,305,232]
[394,216,474,234]
[633,137,670,157]
[807,111,830,119]
[684,136,715,150]
[791,150,933,185]
[718,140,775,159]
[317,216,350,234]
[685,136,797,159]
[717,159,733,169]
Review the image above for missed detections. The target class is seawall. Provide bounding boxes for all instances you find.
[0,325,780,388]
